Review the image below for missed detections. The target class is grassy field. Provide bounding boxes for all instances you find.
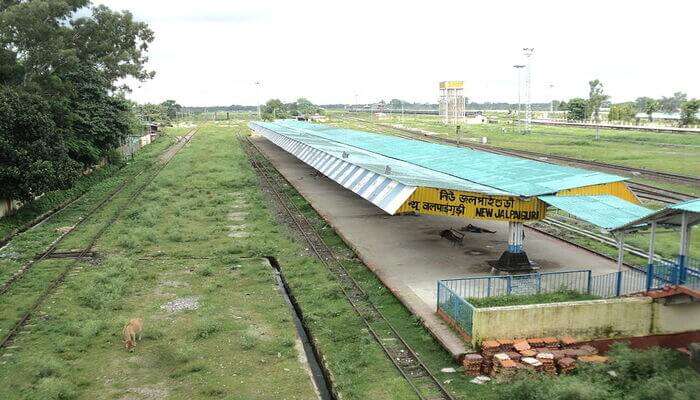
[1,119,697,400]
[0,122,425,400]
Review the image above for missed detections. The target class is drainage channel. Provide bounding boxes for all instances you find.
[265,256,334,400]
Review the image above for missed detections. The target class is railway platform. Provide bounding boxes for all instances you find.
[252,135,623,359]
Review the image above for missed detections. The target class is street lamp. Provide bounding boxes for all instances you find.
[254,81,262,119]
[548,83,555,116]
[513,65,525,128]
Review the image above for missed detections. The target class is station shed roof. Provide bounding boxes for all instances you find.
[539,195,653,230]
[612,198,700,232]
[251,121,509,195]
[265,119,628,197]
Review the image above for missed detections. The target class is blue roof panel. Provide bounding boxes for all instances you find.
[270,120,627,197]
[539,195,653,230]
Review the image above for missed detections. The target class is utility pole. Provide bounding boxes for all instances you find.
[548,83,555,117]
[522,48,534,134]
[513,64,525,131]
[255,81,262,119]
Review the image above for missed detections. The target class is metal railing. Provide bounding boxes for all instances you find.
[436,263,699,336]
[440,270,591,300]
[437,281,476,335]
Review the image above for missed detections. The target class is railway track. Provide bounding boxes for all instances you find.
[241,135,456,400]
[0,131,197,296]
[348,118,697,203]
[0,128,197,350]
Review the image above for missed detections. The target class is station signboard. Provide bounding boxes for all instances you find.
[397,187,546,222]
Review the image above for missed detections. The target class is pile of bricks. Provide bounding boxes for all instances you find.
[462,353,484,376]
[462,336,610,377]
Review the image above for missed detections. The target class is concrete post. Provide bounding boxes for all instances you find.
[615,232,625,297]
[678,211,689,283]
[646,222,656,291]
[507,222,524,253]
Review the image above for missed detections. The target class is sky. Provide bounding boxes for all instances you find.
[96,0,699,107]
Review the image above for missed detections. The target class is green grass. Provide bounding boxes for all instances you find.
[466,291,600,308]
[492,344,698,400]
[2,119,696,400]
[0,121,418,400]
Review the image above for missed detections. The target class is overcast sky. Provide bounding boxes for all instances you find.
[96,0,699,107]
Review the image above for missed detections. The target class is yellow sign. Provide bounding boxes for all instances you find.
[556,181,640,204]
[439,81,464,89]
[397,187,546,222]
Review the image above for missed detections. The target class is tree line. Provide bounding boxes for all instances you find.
[554,85,699,126]
[260,98,324,120]
[0,0,156,202]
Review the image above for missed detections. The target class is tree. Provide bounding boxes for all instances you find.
[588,79,609,139]
[659,92,687,113]
[679,99,700,126]
[47,64,139,165]
[295,98,317,115]
[161,100,182,120]
[566,98,588,121]
[0,1,154,90]
[261,99,288,120]
[640,98,661,121]
[0,0,155,204]
[608,103,636,122]
[0,0,154,167]
[0,87,80,202]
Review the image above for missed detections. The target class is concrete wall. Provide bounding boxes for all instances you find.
[653,301,700,335]
[470,297,653,345]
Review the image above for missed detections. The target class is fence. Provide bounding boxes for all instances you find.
[437,263,700,336]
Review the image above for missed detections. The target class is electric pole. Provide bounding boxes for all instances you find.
[522,48,534,133]
[255,81,262,119]
[513,64,525,130]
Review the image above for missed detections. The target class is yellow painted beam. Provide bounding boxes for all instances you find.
[397,187,547,222]
[556,181,640,204]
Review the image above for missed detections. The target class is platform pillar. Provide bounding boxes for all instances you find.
[646,222,656,291]
[507,222,524,253]
[492,222,533,271]
[678,211,690,284]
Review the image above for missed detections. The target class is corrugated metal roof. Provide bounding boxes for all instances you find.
[670,198,700,213]
[611,198,700,232]
[251,121,510,195]
[251,122,417,214]
[539,195,653,230]
[267,119,627,197]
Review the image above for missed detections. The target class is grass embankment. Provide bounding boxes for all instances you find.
[466,291,599,308]
[0,122,418,400]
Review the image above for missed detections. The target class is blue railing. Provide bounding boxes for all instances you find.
[440,270,591,299]
[437,281,476,335]
[436,263,699,336]
[647,258,700,291]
